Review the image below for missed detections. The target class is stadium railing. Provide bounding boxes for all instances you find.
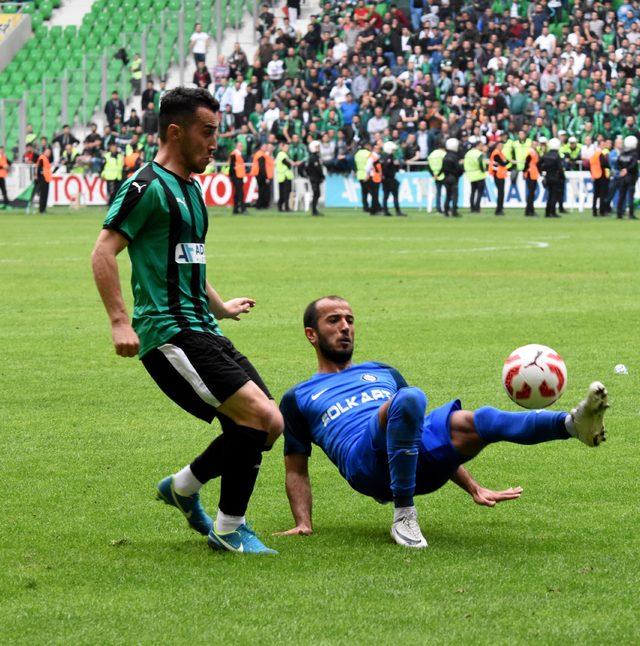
[4,159,602,214]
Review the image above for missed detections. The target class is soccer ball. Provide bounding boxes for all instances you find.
[502,344,567,409]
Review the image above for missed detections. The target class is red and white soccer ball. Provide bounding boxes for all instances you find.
[502,344,567,409]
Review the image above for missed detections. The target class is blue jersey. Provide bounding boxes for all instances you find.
[280,362,408,478]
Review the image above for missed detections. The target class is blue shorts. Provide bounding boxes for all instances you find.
[344,399,466,502]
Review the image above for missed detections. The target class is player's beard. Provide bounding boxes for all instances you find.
[318,335,353,364]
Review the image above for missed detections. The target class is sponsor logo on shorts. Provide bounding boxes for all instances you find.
[175,243,206,264]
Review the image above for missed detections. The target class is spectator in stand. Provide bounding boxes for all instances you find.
[142,133,159,162]
[213,54,230,87]
[111,115,123,134]
[59,143,78,174]
[258,4,275,36]
[130,53,143,94]
[402,133,421,170]
[104,91,125,128]
[367,106,389,140]
[287,0,300,29]
[329,77,350,107]
[127,109,141,129]
[77,124,103,173]
[228,43,249,78]
[267,53,285,87]
[285,46,306,85]
[340,93,359,126]
[102,125,116,152]
[319,133,338,173]
[25,123,37,148]
[23,144,36,164]
[53,124,79,151]
[142,102,159,135]
[189,22,211,65]
[115,125,131,150]
[157,79,168,109]
[230,79,248,128]
[193,60,212,89]
[141,80,158,114]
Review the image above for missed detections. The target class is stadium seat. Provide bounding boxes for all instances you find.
[63,25,77,42]
[39,2,53,21]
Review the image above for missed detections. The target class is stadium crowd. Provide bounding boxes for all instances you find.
[199,0,640,171]
[5,0,640,215]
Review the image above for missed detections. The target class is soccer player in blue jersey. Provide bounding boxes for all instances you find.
[278,296,609,549]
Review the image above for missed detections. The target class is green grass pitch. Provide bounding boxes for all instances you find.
[1,207,639,644]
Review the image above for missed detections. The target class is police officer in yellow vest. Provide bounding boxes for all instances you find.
[354,143,372,213]
[560,136,582,170]
[101,141,124,205]
[464,136,487,213]
[505,130,532,183]
[276,142,293,212]
[427,142,446,213]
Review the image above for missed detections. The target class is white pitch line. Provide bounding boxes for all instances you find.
[395,241,550,254]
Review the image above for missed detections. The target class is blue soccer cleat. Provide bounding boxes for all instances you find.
[156,475,213,536]
[207,523,278,555]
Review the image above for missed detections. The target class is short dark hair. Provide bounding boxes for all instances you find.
[303,295,347,329]
[158,87,219,141]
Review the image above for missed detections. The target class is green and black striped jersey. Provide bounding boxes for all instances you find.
[103,161,221,357]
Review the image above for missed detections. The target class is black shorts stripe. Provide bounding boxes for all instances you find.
[141,331,273,423]
[155,175,190,331]
[178,182,207,326]
[107,164,158,230]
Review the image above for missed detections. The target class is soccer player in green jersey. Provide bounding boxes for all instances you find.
[92,88,283,555]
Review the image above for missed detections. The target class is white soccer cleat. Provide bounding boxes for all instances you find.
[569,381,609,447]
[390,509,428,549]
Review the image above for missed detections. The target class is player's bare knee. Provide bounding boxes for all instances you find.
[253,400,283,444]
[265,405,284,445]
[450,410,476,435]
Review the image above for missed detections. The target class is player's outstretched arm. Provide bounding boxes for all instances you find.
[274,454,313,536]
[205,280,255,321]
[451,466,523,508]
[91,229,139,357]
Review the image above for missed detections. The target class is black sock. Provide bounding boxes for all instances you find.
[218,425,269,517]
[189,433,226,484]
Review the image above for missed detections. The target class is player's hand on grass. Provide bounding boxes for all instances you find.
[111,321,140,357]
[222,297,256,320]
[472,486,523,507]
[273,525,313,537]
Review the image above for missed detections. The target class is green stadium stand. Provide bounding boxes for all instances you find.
[1,0,250,146]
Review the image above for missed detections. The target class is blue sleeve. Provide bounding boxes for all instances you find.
[280,388,312,457]
[375,363,409,389]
